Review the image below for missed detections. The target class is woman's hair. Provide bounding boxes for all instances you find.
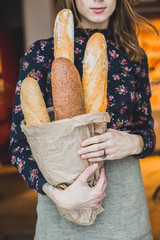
[52,0,158,62]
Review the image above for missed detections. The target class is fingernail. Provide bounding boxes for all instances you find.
[80,154,86,159]
[81,140,87,147]
[77,149,83,155]
[81,138,88,146]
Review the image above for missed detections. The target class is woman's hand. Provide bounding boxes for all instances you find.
[77,129,144,162]
[42,163,107,210]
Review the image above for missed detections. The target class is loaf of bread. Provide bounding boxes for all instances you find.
[54,9,74,63]
[82,33,108,113]
[51,57,86,120]
[20,77,50,125]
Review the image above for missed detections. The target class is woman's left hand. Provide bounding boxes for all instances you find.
[77,129,144,162]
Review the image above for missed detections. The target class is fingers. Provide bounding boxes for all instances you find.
[88,153,116,162]
[79,148,106,160]
[93,199,103,209]
[84,197,106,210]
[78,197,104,210]
[88,155,108,162]
[93,167,107,194]
[75,165,107,211]
[87,186,107,210]
[102,176,107,194]
[78,141,106,156]
[95,167,105,187]
[77,163,98,184]
[81,130,114,147]
[81,134,106,146]
[78,138,114,160]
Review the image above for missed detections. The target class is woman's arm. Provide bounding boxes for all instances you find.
[77,53,155,161]
[77,129,144,161]
[129,53,156,158]
[9,39,107,208]
[9,39,50,194]
[42,164,107,210]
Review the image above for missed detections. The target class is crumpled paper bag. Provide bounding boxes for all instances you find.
[21,107,110,226]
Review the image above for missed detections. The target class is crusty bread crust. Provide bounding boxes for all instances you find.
[51,57,86,120]
[82,33,108,113]
[20,77,50,125]
[54,9,74,63]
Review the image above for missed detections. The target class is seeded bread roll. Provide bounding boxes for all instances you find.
[20,77,50,125]
[51,57,86,120]
[82,33,108,113]
[54,9,74,63]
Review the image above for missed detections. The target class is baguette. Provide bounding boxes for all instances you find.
[20,77,50,125]
[54,9,74,63]
[82,33,108,113]
[51,57,86,120]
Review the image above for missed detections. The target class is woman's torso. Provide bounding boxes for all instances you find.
[27,28,146,132]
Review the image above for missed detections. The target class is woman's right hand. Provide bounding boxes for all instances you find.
[42,163,107,210]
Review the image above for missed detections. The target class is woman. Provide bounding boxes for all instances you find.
[9,0,157,239]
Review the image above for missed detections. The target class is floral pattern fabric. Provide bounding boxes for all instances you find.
[9,28,156,194]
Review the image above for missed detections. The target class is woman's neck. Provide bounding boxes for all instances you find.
[77,19,109,30]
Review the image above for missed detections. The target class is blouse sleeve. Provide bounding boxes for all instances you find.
[9,40,51,194]
[130,53,156,158]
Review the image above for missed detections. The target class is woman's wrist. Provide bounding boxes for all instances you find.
[43,183,69,209]
[42,182,56,196]
[42,183,64,208]
[130,134,144,155]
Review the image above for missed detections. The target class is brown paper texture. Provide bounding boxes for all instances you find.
[21,108,110,226]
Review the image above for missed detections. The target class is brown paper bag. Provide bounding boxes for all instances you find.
[21,107,110,225]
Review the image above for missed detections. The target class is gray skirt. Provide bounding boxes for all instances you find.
[34,156,153,240]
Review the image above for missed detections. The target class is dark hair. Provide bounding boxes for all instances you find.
[53,0,158,61]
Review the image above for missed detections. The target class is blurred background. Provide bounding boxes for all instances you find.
[0,0,160,239]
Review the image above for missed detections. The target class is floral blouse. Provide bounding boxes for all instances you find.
[9,28,156,194]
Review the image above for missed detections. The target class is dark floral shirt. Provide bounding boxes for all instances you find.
[9,28,156,194]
